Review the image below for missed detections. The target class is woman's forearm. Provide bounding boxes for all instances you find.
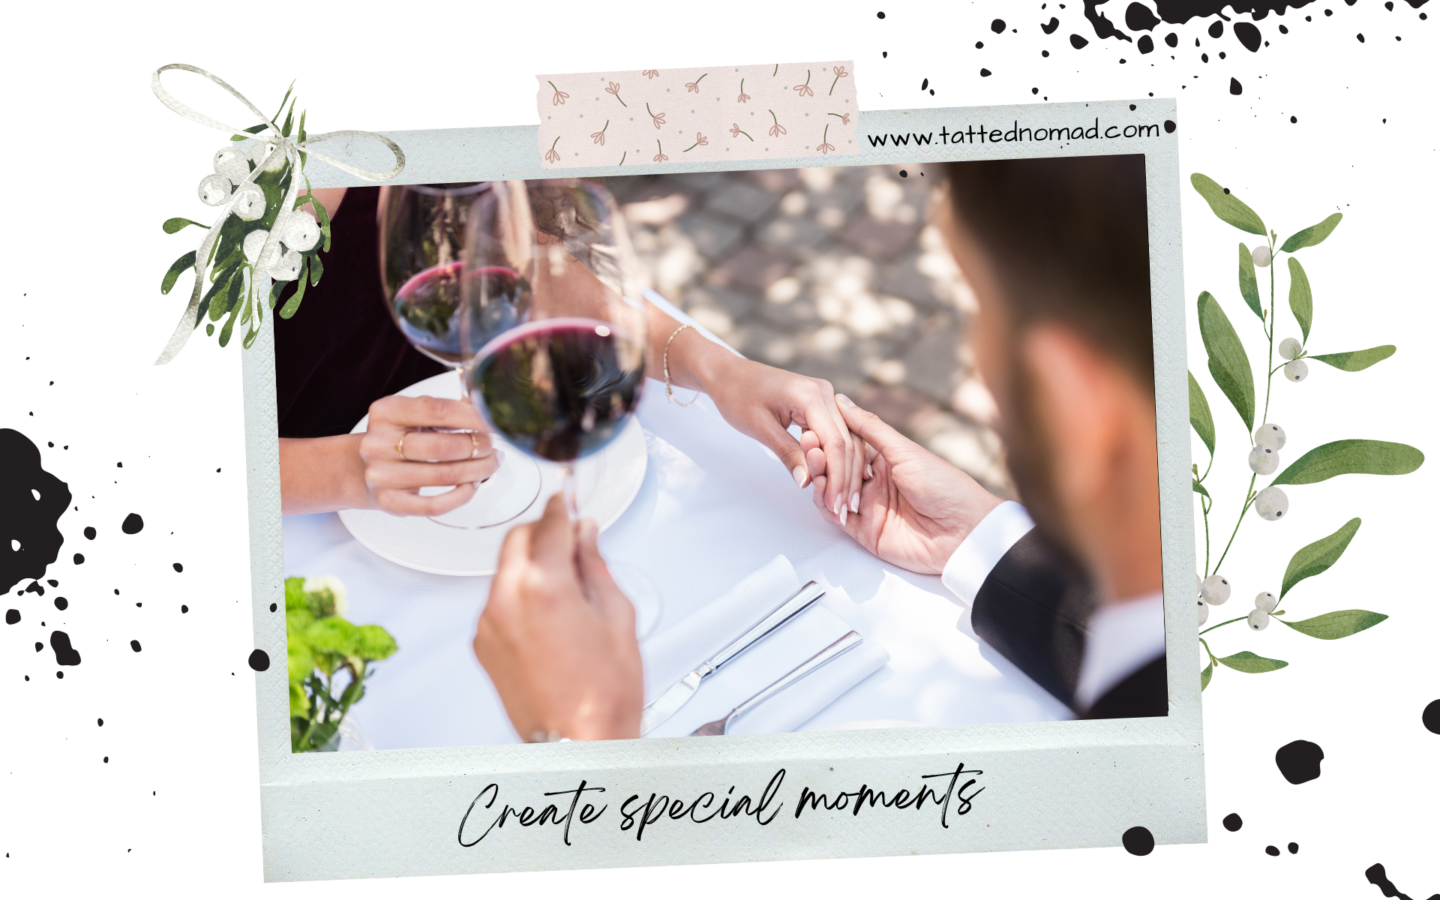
[644,302,738,395]
[279,434,370,515]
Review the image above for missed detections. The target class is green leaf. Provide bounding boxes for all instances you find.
[309,252,324,286]
[205,323,215,337]
[287,641,316,685]
[1237,243,1263,320]
[1190,173,1267,236]
[306,190,332,252]
[217,296,242,347]
[304,617,361,655]
[1216,651,1289,673]
[353,624,398,662]
[1188,371,1216,456]
[1193,479,1211,500]
[284,577,309,611]
[271,81,295,125]
[1280,517,1361,599]
[1201,658,1213,691]
[1280,609,1388,640]
[230,123,269,141]
[1279,212,1342,253]
[161,251,197,294]
[1288,257,1313,344]
[1271,440,1426,486]
[278,258,309,319]
[1309,345,1396,372]
[1197,291,1256,431]
[163,217,208,235]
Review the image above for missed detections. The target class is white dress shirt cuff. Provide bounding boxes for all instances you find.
[941,500,1036,627]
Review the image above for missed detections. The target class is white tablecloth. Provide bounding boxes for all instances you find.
[282,381,1072,749]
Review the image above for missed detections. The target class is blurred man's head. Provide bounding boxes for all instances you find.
[938,155,1162,602]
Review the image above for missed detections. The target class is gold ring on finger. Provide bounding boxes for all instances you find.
[470,432,480,459]
[396,432,409,461]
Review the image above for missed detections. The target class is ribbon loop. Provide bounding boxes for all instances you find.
[151,64,406,364]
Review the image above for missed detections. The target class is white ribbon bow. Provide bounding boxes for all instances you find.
[151,63,406,364]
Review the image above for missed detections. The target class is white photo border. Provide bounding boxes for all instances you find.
[245,99,1204,881]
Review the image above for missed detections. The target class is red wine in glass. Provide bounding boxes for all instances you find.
[469,318,645,511]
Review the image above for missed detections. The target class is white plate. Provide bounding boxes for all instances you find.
[337,371,648,576]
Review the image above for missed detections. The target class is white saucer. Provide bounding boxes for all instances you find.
[336,371,648,577]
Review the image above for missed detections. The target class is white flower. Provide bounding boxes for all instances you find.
[269,248,303,282]
[1278,337,1303,360]
[1251,244,1272,267]
[1201,574,1231,606]
[232,184,267,222]
[1197,598,1210,627]
[1248,445,1279,476]
[1254,486,1289,521]
[1284,359,1309,382]
[198,174,232,206]
[303,575,348,618]
[282,208,321,252]
[243,230,283,270]
[1255,423,1286,451]
[1254,591,1278,613]
[1247,608,1270,631]
[213,146,251,185]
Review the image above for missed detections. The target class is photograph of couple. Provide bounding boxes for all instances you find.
[275,153,1167,751]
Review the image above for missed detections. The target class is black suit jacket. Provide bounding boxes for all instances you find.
[969,529,1168,719]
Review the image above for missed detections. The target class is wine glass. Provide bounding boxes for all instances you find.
[462,180,662,636]
[376,182,543,529]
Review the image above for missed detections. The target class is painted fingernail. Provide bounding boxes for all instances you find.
[865,463,874,479]
[850,492,860,513]
[839,506,848,526]
[836,394,855,408]
[793,465,809,488]
[833,495,843,517]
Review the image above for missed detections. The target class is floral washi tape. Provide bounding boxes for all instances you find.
[537,62,857,168]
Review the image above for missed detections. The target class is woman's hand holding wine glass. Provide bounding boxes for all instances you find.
[356,394,502,517]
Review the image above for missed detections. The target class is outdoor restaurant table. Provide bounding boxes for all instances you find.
[281,376,1073,750]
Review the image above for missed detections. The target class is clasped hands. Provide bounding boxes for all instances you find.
[473,357,1004,742]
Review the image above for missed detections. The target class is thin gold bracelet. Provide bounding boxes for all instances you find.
[663,323,702,406]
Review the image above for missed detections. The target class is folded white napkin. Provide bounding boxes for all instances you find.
[640,556,889,738]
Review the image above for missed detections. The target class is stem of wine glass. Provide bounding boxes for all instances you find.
[560,463,579,521]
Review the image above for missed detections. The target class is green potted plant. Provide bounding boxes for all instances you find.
[286,576,398,752]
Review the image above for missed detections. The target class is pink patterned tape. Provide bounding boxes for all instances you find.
[537,61,857,168]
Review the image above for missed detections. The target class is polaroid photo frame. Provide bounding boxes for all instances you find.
[246,98,1203,881]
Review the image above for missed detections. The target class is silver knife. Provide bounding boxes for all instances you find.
[640,580,826,735]
[691,631,863,736]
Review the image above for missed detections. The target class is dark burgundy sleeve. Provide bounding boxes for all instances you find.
[273,187,447,439]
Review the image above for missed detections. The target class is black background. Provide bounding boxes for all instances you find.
[5,0,1434,887]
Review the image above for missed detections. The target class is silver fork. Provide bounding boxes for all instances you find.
[689,631,863,736]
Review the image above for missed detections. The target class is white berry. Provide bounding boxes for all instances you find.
[1254,591,1278,613]
[269,248,303,282]
[243,230,283,270]
[1247,608,1271,631]
[1248,445,1279,476]
[1255,423,1286,451]
[1284,359,1309,382]
[1251,244,1273,268]
[247,140,287,172]
[231,184,267,222]
[1254,486,1289,521]
[282,209,321,252]
[1201,574,1232,605]
[198,173,232,206]
[213,146,251,185]
[1198,598,1210,626]
[1279,337,1303,360]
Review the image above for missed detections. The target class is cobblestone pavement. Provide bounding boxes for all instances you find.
[605,165,1014,498]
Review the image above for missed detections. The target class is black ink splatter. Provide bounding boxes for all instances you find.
[920,77,929,91]
[180,604,188,613]
[130,640,141,652]
[1165,119,1177,133]
[1084,1,1133,41]
[1235,21,1263,50]
[172,562,183,573]
[53,597,67,611]
[1275,739,1324,784]
[0,429,72,594]
[121,513,144,535]
[1139,34,1155,52]
[980,68,993,76]
[97,718,103,726]
[1288,842,1299,854]
[1127,2,1160,30]
[876,10,885,18]
[5,609,19,625]
[83,526,95,540]
[1223,813,1243,831]
[269,602,278,612]
[1165,31,1179,47]
[49,630,81,666]
[1230,77,1243,95]
[248,649,271,672]
[1042,16,1060,33]
[991,18,1006,33]
[73,553,84,565]
[22,580,42,596]
[1209,20,1225,37]
[1422,700,1440,735]
[899,170,908,177]
[1362,863,1435,900]
[1071,33,1091,48]
[1122,826,1155,856]
[1266,845,1281,856]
